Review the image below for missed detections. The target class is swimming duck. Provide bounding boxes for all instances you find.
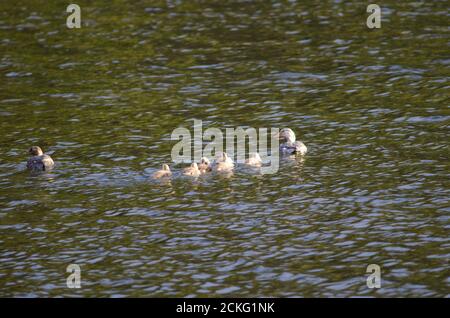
[153,164,172,179]
[183,162,201,177]
[278,128,307,156]
[245,152,262,167]
[213,152,234,172]
[26,146,54,171]
[198,157,211,174]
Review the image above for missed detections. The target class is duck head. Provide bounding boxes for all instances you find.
[278,128,296,143]
[200,157,210,166]
[29,146,43,156]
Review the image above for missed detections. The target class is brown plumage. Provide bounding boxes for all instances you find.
[26,146,54,172]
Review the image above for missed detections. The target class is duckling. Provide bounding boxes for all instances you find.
[213,152,234,172]
[245,152,262,167]
[198,157,211,174]
[278,128,307,156]
[153,164,171,179]
[216,152,233,164]
[183,162,201,177]
[26,146,54,172]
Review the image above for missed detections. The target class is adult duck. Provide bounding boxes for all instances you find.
[278,128,307,156]
[26,146,54,172]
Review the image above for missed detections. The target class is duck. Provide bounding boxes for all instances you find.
[153,164,172,179]
[183,162,201,177]
[198,157,211,174]
[245,152,262,167]
[278,128,307,156]
[26,146,54,172]
[213,152,234,172]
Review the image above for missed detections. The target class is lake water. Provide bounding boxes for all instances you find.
[0,1,448,297]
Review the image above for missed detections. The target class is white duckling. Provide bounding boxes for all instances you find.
[278,128,307,156]
[198,157,211,174]
[183,162,201,177]
[213,152,234,172]
[26,146,54,172]
[245,152,262,167]
[153,164,171,179]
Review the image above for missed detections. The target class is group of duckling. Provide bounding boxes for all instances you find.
[26,128,307,176]
[152,151,259,179]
